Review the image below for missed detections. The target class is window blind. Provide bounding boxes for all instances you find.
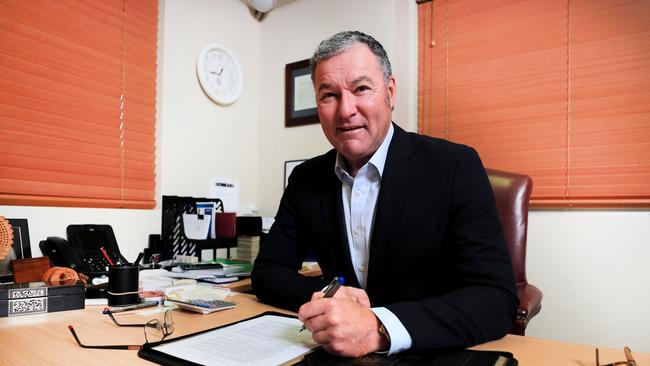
[417,0,650,207]
[0,0,158,209]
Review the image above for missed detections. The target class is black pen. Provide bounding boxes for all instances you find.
[299,276,343,332]
[133,252,144,266]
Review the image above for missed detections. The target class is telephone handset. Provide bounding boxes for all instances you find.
[39,236,83,271]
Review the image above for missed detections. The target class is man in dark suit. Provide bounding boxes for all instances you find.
[252,31,517,357]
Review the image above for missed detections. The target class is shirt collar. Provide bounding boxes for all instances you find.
[334,123,394,180]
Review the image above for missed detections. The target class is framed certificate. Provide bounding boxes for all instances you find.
[285,59,319,127]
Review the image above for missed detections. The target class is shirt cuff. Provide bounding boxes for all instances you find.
[371,307,412,355]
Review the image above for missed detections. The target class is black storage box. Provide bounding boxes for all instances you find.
[0,280,85,317]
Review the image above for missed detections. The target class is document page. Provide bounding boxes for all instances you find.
[152,314,318,366]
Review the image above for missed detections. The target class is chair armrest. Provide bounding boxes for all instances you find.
[511,284,543,335]
[518,284,543,319]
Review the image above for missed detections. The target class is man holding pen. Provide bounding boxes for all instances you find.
[251,31,517,357]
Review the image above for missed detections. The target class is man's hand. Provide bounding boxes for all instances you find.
[298,286,387,357]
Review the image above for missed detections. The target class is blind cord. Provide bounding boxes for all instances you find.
[565,0,572,203]
[119,0,129,207]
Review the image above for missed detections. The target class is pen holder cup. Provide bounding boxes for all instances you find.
[107,265,139,306]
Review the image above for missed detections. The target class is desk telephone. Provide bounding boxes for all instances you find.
[39,225,128,278]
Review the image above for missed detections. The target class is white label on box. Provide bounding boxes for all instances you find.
[9,297,47,316]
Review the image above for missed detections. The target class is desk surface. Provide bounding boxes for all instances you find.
[0,293,648,365]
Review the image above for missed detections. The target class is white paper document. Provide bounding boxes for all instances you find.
[293,73,317,111]
[208,177,240,213]
[182,213,211,240]
[151,314,318,366]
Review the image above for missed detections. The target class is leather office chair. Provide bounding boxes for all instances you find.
[486,168,542,336]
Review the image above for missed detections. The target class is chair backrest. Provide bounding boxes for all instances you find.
[486,168,533,289]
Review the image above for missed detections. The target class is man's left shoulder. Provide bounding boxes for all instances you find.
[396,126,475,159]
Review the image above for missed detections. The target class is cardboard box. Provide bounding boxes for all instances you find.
[0,280,84,317]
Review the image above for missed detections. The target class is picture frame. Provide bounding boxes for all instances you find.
[284,159,307,189]
[285,59,319,127]
[7,218,31,259]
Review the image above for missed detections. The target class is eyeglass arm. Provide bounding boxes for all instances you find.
[67,325,142,350]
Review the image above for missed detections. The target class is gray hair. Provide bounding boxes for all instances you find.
[310,31,392,85]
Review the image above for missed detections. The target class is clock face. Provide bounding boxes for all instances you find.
[197,44,242,105]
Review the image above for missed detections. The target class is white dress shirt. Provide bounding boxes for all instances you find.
[334,124,412,354]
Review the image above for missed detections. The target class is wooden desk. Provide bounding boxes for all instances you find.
[472,334,649,365]
[0,294,648,365]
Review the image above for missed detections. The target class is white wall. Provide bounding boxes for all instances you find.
[526,211,650,352]
[0,0,648,354]
[158,0,261,208]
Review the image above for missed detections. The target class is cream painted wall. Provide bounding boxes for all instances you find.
[0,0,648,354]
[526,211,650,352]
[158,0,260,207]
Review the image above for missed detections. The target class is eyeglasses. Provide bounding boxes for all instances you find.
[596,347,636,366]
[103,307,160,328]
[67,309,174,350]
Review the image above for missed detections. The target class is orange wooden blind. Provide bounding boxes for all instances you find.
[0,0,158,209]
[418,0,650,208]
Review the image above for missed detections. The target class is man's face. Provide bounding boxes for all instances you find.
[314,44,396,172]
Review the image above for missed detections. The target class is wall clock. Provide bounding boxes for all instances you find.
[196,44,243,105]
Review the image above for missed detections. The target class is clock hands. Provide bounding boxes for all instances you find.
[209,67,224,76]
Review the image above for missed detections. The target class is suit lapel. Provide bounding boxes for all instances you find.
[366,124,417,294]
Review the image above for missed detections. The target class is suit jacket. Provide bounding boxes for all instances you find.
[252,123,518,352]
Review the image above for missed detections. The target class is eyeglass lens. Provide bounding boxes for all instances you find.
[144,310,174,344]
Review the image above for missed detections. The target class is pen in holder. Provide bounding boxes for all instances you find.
[107,265,139,306]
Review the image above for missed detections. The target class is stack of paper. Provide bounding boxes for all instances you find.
[165,266,240,284]
[165,271,239,284]
[237,235,260,263]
